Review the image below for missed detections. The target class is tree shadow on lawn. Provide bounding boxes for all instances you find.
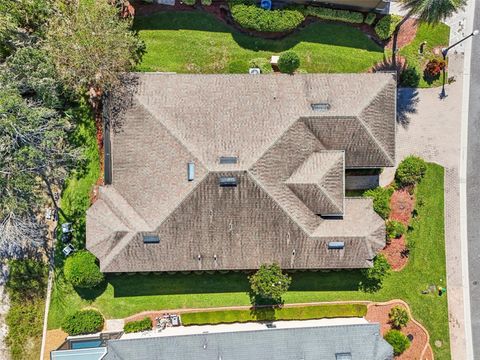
[133,11,384,53]
[109,270,364,298]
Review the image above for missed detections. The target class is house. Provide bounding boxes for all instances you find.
[51,321,394,360]
[86,73,396,273]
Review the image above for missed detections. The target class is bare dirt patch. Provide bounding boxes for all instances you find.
[366,301,433,360]
[43,329,68,360]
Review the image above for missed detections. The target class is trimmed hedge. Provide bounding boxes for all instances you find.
[249,58,273,73]
[364,12,376,25]
[124,317,152,333]
[384,329,410,355]
[395,155,427,187]
[64,250,104,289]
[304,6,363,24]
[363,186,394,219]
[278,51,300,74]
[201,0,212,5]
[375,14,402,40]
[181,304,367,326]
[62,309,104,336]
[182,0,196,5]
[231,4,305,32]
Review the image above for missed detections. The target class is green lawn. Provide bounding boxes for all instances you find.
[399,22,451,88]
[134,11,384,73]
[48,163,448,359]
[181,304,367,325]
[134,11,450,88]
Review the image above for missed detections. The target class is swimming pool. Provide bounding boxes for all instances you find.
[70,339,103,349]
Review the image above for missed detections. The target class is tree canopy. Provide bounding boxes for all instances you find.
[249,263,292,305]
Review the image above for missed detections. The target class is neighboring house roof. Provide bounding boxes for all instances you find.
[87,73,396,272]
[103,323,393,360]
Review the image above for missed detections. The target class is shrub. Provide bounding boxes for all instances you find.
[424,58,446,78]
[363,187,394,219]
[304,6,363,23]
[386,220,406,239]
[364,12,376,25]
[249,58,273,74]
[389,306,409,329]
[124,317,152,333]
[201,0,212,5]
[278,51,300,74]
[384,330,410,355]
[375,14,402,40]
[64,250,104,289]
[395,155,427,187]
[400,67,420,87]
[231,4,305,32]
[62,309,104,336]
[182,0,196,5]
[249,263,292,304]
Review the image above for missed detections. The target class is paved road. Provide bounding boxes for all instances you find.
[467,0,480,357]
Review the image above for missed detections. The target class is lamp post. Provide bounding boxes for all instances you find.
[440,29,479,99]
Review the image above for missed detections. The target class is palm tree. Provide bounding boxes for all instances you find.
[391,0,466,68]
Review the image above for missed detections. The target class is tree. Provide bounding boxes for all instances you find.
[395,155,427,187]
[45,0,144,97]
[64,251,104,288]
[384,329,410,355]
[62,309,104,336]
[249,263,292,305]
[391,0,465,67]
[360,254,391,292]
[388,306,410,329]
[278,51,300,74]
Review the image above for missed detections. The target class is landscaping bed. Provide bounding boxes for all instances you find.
[181,304,367,325]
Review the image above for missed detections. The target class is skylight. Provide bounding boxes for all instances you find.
[311,103,331,112]
[219,156,238,164]
[143,235,160,244]
[219,176,237,187]
[328,241,345,249]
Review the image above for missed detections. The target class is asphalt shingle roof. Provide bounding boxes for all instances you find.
[87,73,396,272]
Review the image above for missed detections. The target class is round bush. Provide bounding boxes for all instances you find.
[384,330,410,355]
[388,306,409,329]
[374,14,402,40]
[201,0,212,5]
[124,317,152,333]
[395,155,427,187]
[386,220,406,240]
[248,58,273,74]
[424,58,446,78]
[278,51,300,74]
[400,67,420,87]
[64,250,104,288]
[62,309,104,336]
[231,4,305,32]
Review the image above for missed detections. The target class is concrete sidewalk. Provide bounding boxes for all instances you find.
[380,53,466,359]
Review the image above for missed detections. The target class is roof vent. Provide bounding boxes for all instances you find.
[143,235,160,244]
[197,254,202,261]
[188,162,195,181]
[219,176,237,187]
[219,156,238,164]
[311,103,331,112]
[328,241,345,250]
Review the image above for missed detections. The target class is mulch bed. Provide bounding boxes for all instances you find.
[366,302,433,360]
[382,188,415,271]
[386,18,419,50]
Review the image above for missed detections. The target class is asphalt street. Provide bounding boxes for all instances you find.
[467,0,480,357]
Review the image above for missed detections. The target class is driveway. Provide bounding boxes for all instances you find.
[380,53,466,359]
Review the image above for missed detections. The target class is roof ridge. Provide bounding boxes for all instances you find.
[133,95,210,172]
[318,153,344,214]
[99,232,136,272]
[356,80,396,165]
[246,171,317,237]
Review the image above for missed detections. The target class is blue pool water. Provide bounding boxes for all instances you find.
[71,339,103,349]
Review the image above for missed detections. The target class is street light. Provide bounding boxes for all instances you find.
[440,29,479,99]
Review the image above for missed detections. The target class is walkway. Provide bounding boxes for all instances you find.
[380,53,466,359]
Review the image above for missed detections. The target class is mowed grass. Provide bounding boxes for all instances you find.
[181,304,367,325]
[134,11,384,73]
[48,163,448,359]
